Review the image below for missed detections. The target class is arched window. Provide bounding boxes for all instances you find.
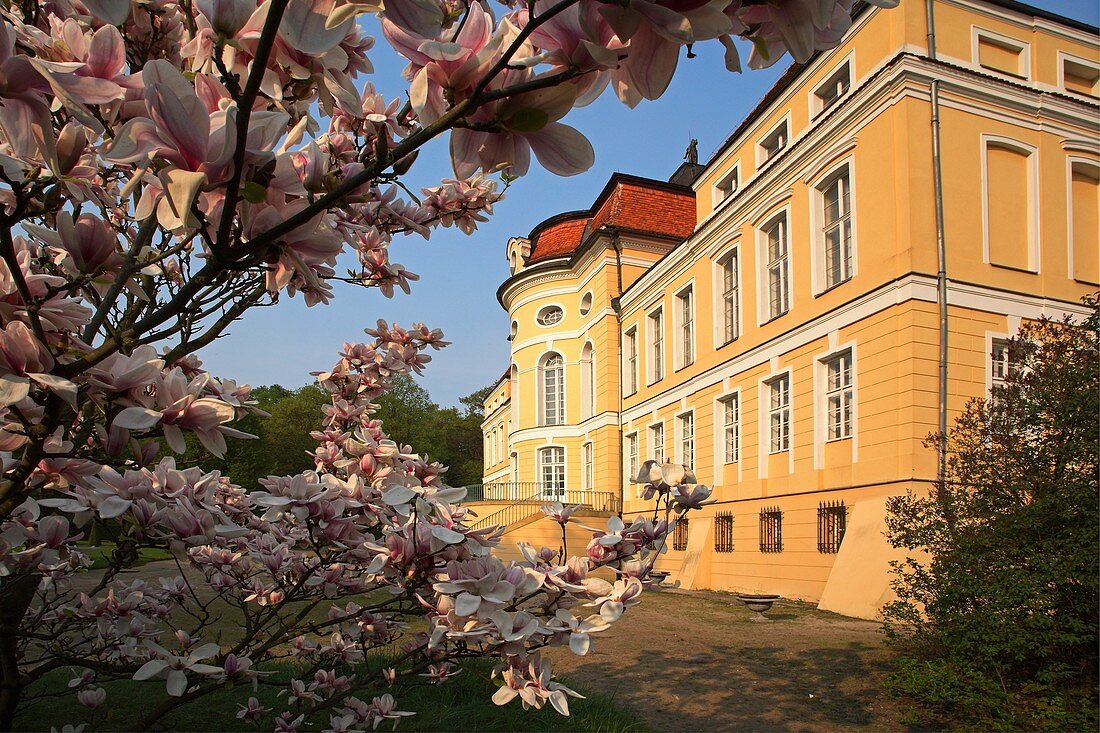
[580,342,595,420]
[539,353,565,426]
[509,364,519,425]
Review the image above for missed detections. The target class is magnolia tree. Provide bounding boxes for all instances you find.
[0,0,898,729]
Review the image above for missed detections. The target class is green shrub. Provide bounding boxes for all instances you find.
[884,297,1099,730]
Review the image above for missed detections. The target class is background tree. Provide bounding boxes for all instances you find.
[884,297,1099,729]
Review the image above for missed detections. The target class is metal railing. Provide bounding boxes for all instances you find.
[468,488,620,531]
[460,482,544,503]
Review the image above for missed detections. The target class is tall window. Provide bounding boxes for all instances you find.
[676,286,694,369]
[624,327,638,395]
[650,422,665,464]
[580,342,595,420]
[764,215,790,320]
[539,353,565,426]
[768,375,790,453]
[821,168,853,289]
[582,442,594,491]
[509,364,518,425]
[984,139,1036,271]
[626,433,638,481]
[718,249,739,344]
[539,447,565,498]
[824,352,853,441]
[990,338,1021,389]
[648,308,664,383]
[721,394,740,463]
[679,412,695,470]
[1069,160,1099,284]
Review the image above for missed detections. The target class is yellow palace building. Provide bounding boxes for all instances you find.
[476,0,1098,619]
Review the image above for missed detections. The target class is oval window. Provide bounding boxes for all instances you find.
[536,306,564,326]
[579,292,593,316]
[509,321,518,340]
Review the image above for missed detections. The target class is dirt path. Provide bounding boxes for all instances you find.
[547,588,904,733]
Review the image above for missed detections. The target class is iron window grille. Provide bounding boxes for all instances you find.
[759,507,783,553]
[673,517,689,551]
[818,501,847,553]
[715,513,734,553]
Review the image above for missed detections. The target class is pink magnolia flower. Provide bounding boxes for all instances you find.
[540,501,578,524]
[132,641,223,696]
[491,654,584,715]
[76,687,106,709]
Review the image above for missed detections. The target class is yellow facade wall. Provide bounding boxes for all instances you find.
[481,0,1099,618]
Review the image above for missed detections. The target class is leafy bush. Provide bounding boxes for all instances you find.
[884,297,1099,729]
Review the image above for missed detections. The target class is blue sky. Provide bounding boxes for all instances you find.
[200,1,1099,408]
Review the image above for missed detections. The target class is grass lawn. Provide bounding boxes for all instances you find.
[78,542,175,570]
[14,659,646,732]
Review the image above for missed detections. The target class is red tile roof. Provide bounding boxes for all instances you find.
[526,175,695,263]
[527,216,590,263]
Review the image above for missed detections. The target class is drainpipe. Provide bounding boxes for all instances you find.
[609,229,626,517]
[926,0,949,488]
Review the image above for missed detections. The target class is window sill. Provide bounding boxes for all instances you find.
[816,277,852,298]
[760,311,789,328]
[825,436,853,444]
[989,261,1038,275]
[717,336,740,349]
[674,361,694,374]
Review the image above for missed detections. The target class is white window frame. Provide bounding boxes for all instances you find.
[766,374,791,454]
[1058,51,1100,98]
[580,341,595,420]
[649,421,665,464]
[678,411,695,470]
[812,161,857,294]
[715,245,741,347]
[757,116,790,166]
[971,26,1030,80]
[980,135,1039,273]
[579,291,593,316]
[1066,157,1100,285]
[720,392,740,463]
[538,351,566,426]
[673,282,695,370]
[535,303,566,327]
[582,441,594,492]
[823,351,854,442]
[625,432,639,483]
[538,445,566,499]
[647,306,665,384]
[811,57,852,117]
[758,209,792,323]
[624,325,639,396]
[712,163,740,208]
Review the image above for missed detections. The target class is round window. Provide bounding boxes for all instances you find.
[579,292,593,316]
[536,306,564,326]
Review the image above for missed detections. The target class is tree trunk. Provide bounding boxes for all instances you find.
[0,574,41,731]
